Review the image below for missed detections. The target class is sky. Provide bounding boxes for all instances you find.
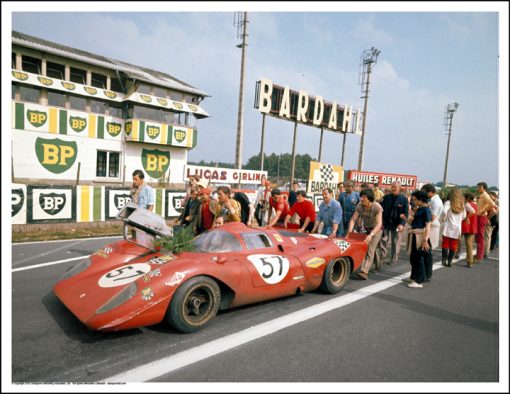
[3,2,508,188]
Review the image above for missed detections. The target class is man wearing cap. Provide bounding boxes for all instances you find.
[197,187,217,233]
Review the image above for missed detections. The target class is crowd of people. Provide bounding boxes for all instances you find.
[130,169,499,291]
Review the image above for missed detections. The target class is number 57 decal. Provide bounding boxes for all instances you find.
[247,255,290,284]
[98,263,152,288]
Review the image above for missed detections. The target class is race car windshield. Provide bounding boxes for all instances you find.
[193,230,243,253]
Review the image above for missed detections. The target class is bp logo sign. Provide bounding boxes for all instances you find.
[37,76,53,86]
[27,110,47,128]
[173,128,187,143]
[142,148,170,178]
[157,98,168,106]
[140,94,152,103]
[146,125,160,139]
[35,137,77,174]
[12,189,24,217]
[61,81,76,91]
[114,193,132,210]
[125,121,132,136]
[106,122,122,137]
[69,116,87,132]
[39,192,66,215]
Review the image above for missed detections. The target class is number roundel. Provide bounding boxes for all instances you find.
[247,254,290,284]
[98,263,152,288]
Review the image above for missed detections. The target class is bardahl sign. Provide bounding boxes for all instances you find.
[254,78,362,134]
[347,170,417,189]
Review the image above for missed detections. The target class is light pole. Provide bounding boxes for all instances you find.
[357,47,381,171]
[277,154,281,184]
[442,102,459,189]
[234,12,248,170]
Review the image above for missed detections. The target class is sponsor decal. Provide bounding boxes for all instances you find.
[188,104,198,112]
[140,94,152,103]
[37,76,53,86]
[106,122,122,137]
[334,239,350,253]
[305,257,325,268]
[173,101,183,110]
[309,234,328,239]
[39,192,67,215]
[125,121,132,136]
[290,237,297,245]
[95,247,113,259]
[173,128,186,143]
[84,86,97,95]
[69,116,87,132]
[114,193,131,211]
[157,98,168,106]
[146,125,161,139]
[61,81,76,90]
[141,148,170,178]
[12,189,24,217]
[98,263,152,288]
[150,254,176,265]
[27,110,47,128]
[104,90,117,99]
[165,272,186,287]
[141,287,154,301]
[12,70,28,80]
[142,270,161,282]
[35,138,78,173]
[273,233,283,243]
[247,254,290,284]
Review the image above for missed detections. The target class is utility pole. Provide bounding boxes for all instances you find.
[442,102,459,189]
[357,47,381,171]
[234,12,248,170]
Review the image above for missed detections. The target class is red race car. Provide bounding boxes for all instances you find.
[54,203,368,333]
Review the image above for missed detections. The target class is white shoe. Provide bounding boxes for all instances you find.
[407,282,423,288]
[401,277,413,283]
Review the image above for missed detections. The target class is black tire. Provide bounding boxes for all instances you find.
[166,276,221,333]
[319,257,351,294]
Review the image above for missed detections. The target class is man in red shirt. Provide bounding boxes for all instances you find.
[267,188,290,227]
[283,190,316,233]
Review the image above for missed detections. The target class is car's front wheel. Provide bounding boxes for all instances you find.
[166,276,221,333]
[319,257,350,294]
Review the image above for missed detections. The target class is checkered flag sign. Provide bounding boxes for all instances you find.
[334,239,350,253]
[319,164,334,182]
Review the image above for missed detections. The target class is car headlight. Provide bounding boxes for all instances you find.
[95,282,138,314]
[60,258,91,280]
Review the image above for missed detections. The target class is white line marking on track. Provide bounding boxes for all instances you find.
[487,256,499,260]
[12,255,90,273]
[12,236,121,245]
[103,256,463,383]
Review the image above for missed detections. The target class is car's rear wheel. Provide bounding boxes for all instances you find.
[166,276,221,333]
[319,257,350,294]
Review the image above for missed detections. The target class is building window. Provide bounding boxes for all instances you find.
[90,99,107,114]
[169,91,182,101]
[138,83,151,95]
[91,72,107,89]
[154,86,167,98]
[48,90,66,108]
[96,151,120,178]
[12,84,16,99]
[70,67,86,84]
[46,61,65,80]
[110,77,124,93]
[69,94,87,111]
[12,52,17,69]
[108,102,123,118]
[19,85,40,103]
[21,55,41,74]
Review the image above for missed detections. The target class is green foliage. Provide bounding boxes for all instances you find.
[244,153,315,181]
[155,226,196,254]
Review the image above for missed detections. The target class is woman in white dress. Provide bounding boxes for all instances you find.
[440,188,466,267]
